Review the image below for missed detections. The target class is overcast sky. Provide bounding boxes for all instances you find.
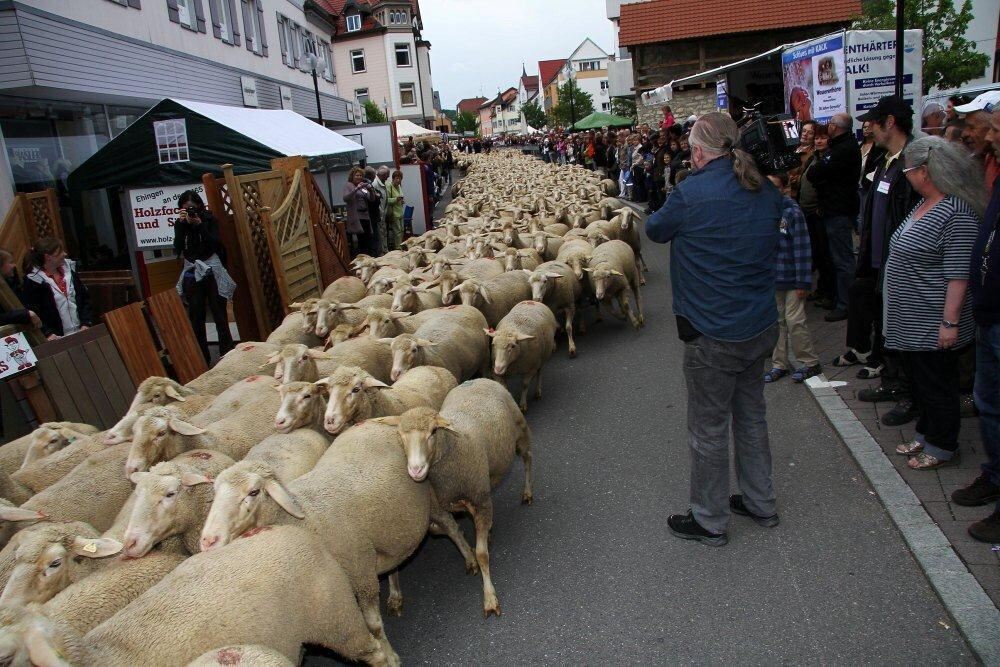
[420,0,613,110]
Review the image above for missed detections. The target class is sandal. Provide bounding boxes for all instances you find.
[764,368,789,383]
[791,365,823,383]
[832,349,869,367]
[907,452,959,470]
[895,440,924,456]
[856,364,884,380]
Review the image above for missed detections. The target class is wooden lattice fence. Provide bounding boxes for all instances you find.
[262,169,324,308]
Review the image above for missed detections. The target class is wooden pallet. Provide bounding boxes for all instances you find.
[103,302,166,386]
[147,289,208,384]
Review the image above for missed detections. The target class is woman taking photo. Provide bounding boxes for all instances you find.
[21,237,92,340]
[885,137,984,469]
[173,190,235,364]
[343,167,377,256]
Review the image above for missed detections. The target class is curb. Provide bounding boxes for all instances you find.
[807,382,1000,664]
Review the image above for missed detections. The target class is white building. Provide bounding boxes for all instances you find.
[606,0,640,98]
[562,38,612,114]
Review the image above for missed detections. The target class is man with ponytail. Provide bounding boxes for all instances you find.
[646,112,783,547]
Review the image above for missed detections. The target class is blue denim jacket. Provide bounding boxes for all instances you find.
[645,157,782,342]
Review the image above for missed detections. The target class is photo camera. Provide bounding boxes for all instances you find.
[738,110,801,175]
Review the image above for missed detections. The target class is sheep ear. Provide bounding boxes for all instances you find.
[0,506,46,522]
[306,349,332,360]
[610,270,625,277]
[521,269,532,276]
[582,267,594,273]
[545,272,563,280]
[478,286,493,304]
[483,327,496,337]
[181,472,213,487]
[72,536,123,558]
[376,337,395,345]
[263,353,281,365]
[312,379,332,394]
[416,338,436,348]
[24,624,66,667]
[289,301,305,309]
[361,376,389,389]
[307,305,320,314]
[164,385,187,402]
[128,471,149,485]
[338,303,360,311]
[168,417,205,436]
[433,415,455,432]
[264,479,305,519]
[368,415,401,426]
[515,333,536,342]
[389,311,410,320]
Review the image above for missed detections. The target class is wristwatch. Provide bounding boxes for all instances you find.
[942,319,958,329]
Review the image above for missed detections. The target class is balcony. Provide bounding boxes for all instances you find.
[608,59,635,98]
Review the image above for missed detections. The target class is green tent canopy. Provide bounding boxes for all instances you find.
[571,111,634,131]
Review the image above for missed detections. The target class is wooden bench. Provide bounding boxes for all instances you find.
[103,302,166,386]
[147,289,207,384]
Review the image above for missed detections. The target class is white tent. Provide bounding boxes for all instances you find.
[395,119,440,143]
[525,125,541,134]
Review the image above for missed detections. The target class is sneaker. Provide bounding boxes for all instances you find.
[967,510,1000,543]
[880,398,918,426]
[858,384,904,403]
[667,510,728,547]
[729,495,780,527]
[951,474,1000,507]
[824,309,848,322]
[856,364,884,379]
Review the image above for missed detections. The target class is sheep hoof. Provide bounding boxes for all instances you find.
[519,402,528,413]
[521,490,533,505]
[386,596,404,617]
[568,347,577,359]
[465,559,480,575]
[483,598,502,619]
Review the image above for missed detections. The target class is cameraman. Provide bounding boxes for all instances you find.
[173,190,235,365]
[645,112,783,547]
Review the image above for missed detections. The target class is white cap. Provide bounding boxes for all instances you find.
[687,114,698,122]
[954,90,1000,114]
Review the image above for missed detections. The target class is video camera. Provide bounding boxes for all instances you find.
[737,105,801,175]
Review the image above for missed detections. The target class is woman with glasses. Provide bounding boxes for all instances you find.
[884,137,984,469]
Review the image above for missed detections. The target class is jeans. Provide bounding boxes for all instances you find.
[976,324,1000,508]
[805,212,835,301]
[683,324,780,534]
[182,272,234,365]
[823,214,855,310]
[772,291,819,369]
[901,348,962,459]
[845,276,883,361]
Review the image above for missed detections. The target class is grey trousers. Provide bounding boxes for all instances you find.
[683,324,780,534]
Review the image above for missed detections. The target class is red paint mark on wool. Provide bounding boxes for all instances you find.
[245,376,260,382]
[240,526,272,539]
[216,648,244,665]
[239,344,256,351]
[186,452,212,460]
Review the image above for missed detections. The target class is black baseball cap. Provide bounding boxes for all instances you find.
[856,95,913,123]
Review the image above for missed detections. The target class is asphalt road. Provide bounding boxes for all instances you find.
[306,223,975,665]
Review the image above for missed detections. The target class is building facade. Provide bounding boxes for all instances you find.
[563,38,611,114]
[478,88,517,137]
[322,0,435,128]
[605,0,639,98]
[0,0,355,271]
[538,58,565,112]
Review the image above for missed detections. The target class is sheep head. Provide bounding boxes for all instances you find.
[274,381,326,433]
[314,301,358,339]
[288,298,320,334]
[316,366,387,435]
[352,257,380,283]
[0,524,121,607]
[362,308,410,339]
[585,228,612,248]
[391,284,426,313]
[453,279,491,309]
[385,335,435,382]
[200,461,303,552]
[22,426,85,469]
[122,460,201,558]
[130,377,194,413]
[0,600,88,667]
[371,407,454,482]
[525,269,564,302]
[128,408,204,476]
[584,266,625,300]
[487,328,534,376]
[268,344,330,384]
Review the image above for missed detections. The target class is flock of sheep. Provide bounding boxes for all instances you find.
[0,150,646,666]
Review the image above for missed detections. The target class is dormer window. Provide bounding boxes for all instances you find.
[346,14,361,32]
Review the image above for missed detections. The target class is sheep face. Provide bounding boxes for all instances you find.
[563,252,590,280]
[391,285,421,313]
[584,267,625,301]
[128,412,204,475]
[269,344,327,384]
[200,464,302,552]
[488,330,534,376]
[314,301,357,339]
[274,382,324,433]
[121,467,190,558]
[363,309,408,339]
[532,233,549,256]
[501,249,520,272]
[527,270,563,302]
[294,299,320,334]
[326,324,356,347]
[501,225,519,247]
[320,367,387,435]
[387,336,434,382]
[454,280,490,309]
[22,427,78,469]
[354,258,379,283]
[585,229,611,249]
[406,249,429,272]
[430,257,451,278]
[132,377,192,411]
[368,277,395,295]
[380,408,450,482]
[436,271,461,305]
[0,529,121,606]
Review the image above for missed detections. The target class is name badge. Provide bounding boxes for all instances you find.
[876,180,891,195]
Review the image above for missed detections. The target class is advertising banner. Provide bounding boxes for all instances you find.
[782,34,847,123]
[0,332,36,379]
[127,183,204,249]
[716,77,728,111]
[845,30,923,116]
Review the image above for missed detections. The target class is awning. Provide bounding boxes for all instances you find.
[395,119,440,143]
[572,112,635,130]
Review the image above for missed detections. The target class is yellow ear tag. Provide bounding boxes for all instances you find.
[82,542,97,554]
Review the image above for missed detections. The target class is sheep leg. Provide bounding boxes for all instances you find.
[631,275,646,328]
[342,632,392,667]
[618,292,641,330]
[606,296,627,321]
[518,374,530,413]
[467,499,501,618]
[564,306,577,358]
[429,508,478,574]
[534,368,543,400]
[517,425,534,505]
[386,572,404,617]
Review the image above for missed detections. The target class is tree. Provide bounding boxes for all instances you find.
[520,100,547,130]
[363,101,387,123]
[611,97,637,121]
[851,0,989,93]
[454,110,479,135]
[550,79,595,127]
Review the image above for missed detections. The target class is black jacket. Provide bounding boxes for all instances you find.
[857,144,919,280]
[21,261,93,337]
[807,131,862,218]
[971,179,1000,325]
[173,209,223,262]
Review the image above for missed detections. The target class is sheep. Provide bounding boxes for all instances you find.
[364,265,408,293]
[351,255,381,283]
[18,424,100,471]
[390,283,442,313]
[383,309,490,382]
[265,310,325,347]
[318,365,457,435]
[452,271,532,328]
[0,424,98,497]
[11,436,107,496]
[320,275,367,303]
[103,377,217,446]
[273,382,328,433]
[198,421,429,655]
[609,206,648,280]
[500,247,542,272]
[0,500,46,548]
[359,307,431,340]
[184,342,280,396]
[314,294,392,338]
[326,322,362,347]
[0,525,395,666]
[268,339,393,384]
[600,178,619,196]
[188,645,294,667]
[488,301,558,412]
[584,239,645,329]
[374,378,533,617]
[0,470,32,506]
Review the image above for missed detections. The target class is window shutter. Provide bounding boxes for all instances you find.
[192,0,207,33]
[226,0,240,45]
[127,0,141,8]
[277,17,288,65]
[166,0,180,23]
[207,0,222,38]
[256,0,268,56]
[241,0,253,51]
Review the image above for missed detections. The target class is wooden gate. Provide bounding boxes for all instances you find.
[0,189,66,269]
[262,168,323,307]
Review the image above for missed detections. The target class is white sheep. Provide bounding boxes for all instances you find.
[268,339,393,384]
[273,381,329,433]
[374,378,532,617]
[320,275,367,303]
[265,311,324,347]
[525,260,583,357]
[488,301,558,412]
[314,294,393,338]
[452,271,532,328]
[383,310,490,382]
[188,645,294,667]
[318,365,457,435]
[184,342,281,396]
[584,239,645,330]
[554,238,595,280]
[390,283,442,313]
[19,424,100,471]
[0,500,46,548]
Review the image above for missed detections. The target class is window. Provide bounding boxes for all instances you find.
[210,0,236,43]
[350,49,365,73]
[154,119,189,164]
[319,41,334,81]
[355,88,370,106]
[106,0,141,7]
[168,0,205,31]
[276,14,290,64]
[400,82,416,107]
[600,80,609,91]
[395,43,411,67]
[241,0,267,56]
[299,28,316,72]
[601,102,611,112]
[346,14,361,32]
[176,0,193,27]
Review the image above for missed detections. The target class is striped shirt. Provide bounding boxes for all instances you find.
[883,196,980,351]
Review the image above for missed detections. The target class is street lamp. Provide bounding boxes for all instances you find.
[568,66,577,130]
[304,49,325,126]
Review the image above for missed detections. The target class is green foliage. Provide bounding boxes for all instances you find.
[852,0,990,93]
[550,79,595,127]
[611,97,637,120]
[520,101,547,130]
[454,110,479,135]
[363,101,387,123]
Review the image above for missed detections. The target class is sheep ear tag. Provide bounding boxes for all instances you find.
[72,536,123,558]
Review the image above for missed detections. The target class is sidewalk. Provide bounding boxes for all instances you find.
[804,304,1000,607]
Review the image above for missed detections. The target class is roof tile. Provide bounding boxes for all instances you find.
[538,59,567,87]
